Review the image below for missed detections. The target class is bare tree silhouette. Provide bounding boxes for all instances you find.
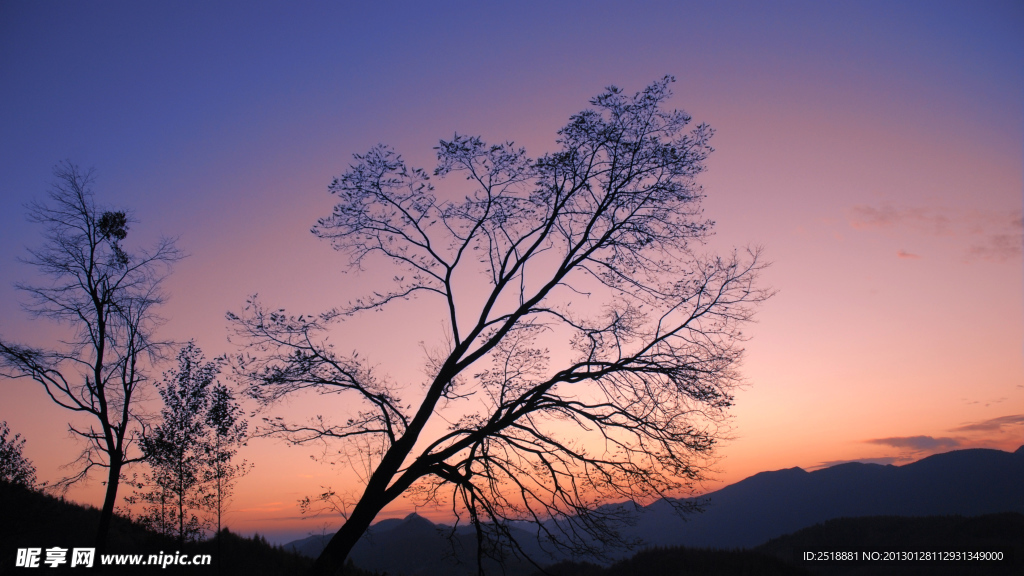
[0,162,182,553]
[230,77,770,575]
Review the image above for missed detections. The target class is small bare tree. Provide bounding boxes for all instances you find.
[230,77,769,575]
[0,162,182,552]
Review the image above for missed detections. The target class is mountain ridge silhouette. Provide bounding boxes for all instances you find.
[622,445,1023,550]
[285,445,1023,572]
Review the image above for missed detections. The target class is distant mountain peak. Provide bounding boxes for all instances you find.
[395,512,438,533]
[744,466,808,481]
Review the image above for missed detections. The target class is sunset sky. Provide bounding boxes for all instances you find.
[1,1,1022,544]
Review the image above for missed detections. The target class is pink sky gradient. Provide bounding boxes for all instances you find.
[1,1,1021,543]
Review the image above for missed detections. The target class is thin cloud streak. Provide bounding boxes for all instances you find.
[950,414,1024,432]
[848,205,952,235]
[969,232,1023,262]
[810,456,903,470]
[864,435,961,451]
[847,205,1023,262]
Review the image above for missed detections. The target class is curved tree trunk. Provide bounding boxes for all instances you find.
[308,496,385,576]
[95,457,122,555]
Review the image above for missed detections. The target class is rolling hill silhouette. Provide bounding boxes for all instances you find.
[623,445,1024,550]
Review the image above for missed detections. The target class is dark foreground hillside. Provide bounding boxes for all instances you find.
[540,513,1022,576]
[0,480,324,575]
[539,547,812,576]
[757,513,1023,576]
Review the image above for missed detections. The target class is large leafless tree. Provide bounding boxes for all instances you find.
[0,163,182,553]
[230,77,769,575]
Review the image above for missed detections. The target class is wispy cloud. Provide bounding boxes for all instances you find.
[851,419,1024,469]
[848,205,953,235]
[864,435,961,451]
[968,231,1023,262]
[811,456,903,470]
[261,514,336,523]
[847,204,1023,262]
[237,501,289,513]
[949,414,1024,433]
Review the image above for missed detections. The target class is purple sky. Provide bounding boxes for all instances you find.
[1,1,1021,543]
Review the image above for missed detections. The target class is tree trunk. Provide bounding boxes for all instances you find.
[216,436,223,535]
[95,458,122,555]
[309,365,459,575]
[308,495,385,576]
[178,477,185,547]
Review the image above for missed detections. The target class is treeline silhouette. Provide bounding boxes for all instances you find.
[0,479,374,575]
